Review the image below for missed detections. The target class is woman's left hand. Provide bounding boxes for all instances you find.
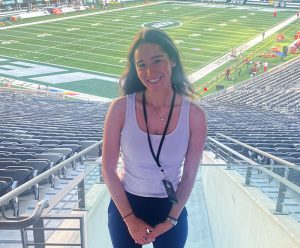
[145,220,174,240]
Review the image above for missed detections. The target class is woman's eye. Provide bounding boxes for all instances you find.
[153,59,161,64]
[136,63,145,69]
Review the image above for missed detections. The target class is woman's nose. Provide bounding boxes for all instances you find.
[146,65,152,76]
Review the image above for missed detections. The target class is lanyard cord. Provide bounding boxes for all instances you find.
[142,90,176,173]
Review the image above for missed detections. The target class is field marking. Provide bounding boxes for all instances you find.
[30,72,119,84]
[0,35,133,64]
[2,3,296,85]
[1,28,230,67]
[0,61,67,77]
[4,22,244,47]
[0,38,127,61]
[0,4,267,65]
[188,13,299,83]
[0,1,166,30]
[0,58,120,99]
[141,20,182,29]
[0,54,119,78]
[1,27,242,58]
[0,34,225,63]
[1,21,143,65]
[0,46,124,68]
[0,5,183,66]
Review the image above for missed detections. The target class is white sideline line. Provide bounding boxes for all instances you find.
[188,13,299,83]
[0,1,166,30]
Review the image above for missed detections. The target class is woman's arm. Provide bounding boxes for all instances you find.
[102,97,154,245]
[146,103,207,239]
[102,97,132,216]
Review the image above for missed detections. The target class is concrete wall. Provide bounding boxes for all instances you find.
[86,183,112,248]
[202,165,300,248]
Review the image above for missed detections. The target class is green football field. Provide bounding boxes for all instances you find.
[0,2,297,98]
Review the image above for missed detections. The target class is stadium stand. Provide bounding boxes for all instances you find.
[0,57,299,247]
[202,57,300,184]
[0,90,108,218]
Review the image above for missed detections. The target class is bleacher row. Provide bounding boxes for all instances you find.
[211,58,300,111]
[0,91,109,215]
[201,57,300,184]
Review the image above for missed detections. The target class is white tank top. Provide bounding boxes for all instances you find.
[119,93,190,197]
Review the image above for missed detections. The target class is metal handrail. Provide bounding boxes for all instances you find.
[215,133,300,172]
[25,214,85,248]
[0,140,102,206]
[0,200,49,230]
[207,136,300,212]
[208,137,300,193]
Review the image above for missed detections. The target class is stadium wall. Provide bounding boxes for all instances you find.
[202,164,300,248]
[85,183,112,248]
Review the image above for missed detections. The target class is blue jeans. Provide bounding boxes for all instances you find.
[108,192,188,248]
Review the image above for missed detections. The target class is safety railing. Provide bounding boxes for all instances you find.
[24,214,85,248]
[0,141,102,248]
[206,134,300,214]
[0,200,49,230]
[0,140,102,207]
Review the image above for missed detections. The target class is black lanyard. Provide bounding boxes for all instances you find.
[142,90,176,174]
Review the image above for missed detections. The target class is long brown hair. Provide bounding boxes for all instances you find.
[119,28,194,97]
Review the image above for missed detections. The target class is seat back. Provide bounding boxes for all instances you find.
[0,169,33,186]
[36,153,63,167]
[0,161,18,169]
[19,161,50,175]
[0,181,10,197]
[46,148,73,159]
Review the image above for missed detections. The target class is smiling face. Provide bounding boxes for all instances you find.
[134,43,176,92]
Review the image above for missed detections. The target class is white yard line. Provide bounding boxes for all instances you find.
[188,13,299,83]
[0,53,120,77]
[0,1,165,30]
[0,46,124,68]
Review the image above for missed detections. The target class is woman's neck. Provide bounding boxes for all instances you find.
[144,88,174,108]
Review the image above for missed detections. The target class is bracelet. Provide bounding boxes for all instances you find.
[122,212,134,220]
[168,215,177,221]
[166,216,178,226]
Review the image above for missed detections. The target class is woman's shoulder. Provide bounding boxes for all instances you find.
[188,101,206,124]
[108,96,127,114]
[189,101,205,112]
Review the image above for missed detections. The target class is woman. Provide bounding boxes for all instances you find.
[102,28,207,248]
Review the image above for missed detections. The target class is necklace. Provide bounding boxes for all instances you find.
[160,113,167,122]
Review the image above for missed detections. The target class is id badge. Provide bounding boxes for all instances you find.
[162,179,178,204]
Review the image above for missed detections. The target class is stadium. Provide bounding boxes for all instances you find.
[0,0,299,247]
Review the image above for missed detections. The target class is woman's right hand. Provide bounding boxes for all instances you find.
[124,214,155,245]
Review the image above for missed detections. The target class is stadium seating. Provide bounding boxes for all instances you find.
[0,57,298,220]
[0,90,108,211]
[202,58,300,184]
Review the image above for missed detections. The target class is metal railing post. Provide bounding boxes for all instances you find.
[20,229,28,248]
[226,153,233,169]
[275,183,288,213]
[78,180,86,210]
[245,167,252,185]
[33,218,45,248]
[215,145,219,159]
[98,164,104,183]
[80,217,85,248]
